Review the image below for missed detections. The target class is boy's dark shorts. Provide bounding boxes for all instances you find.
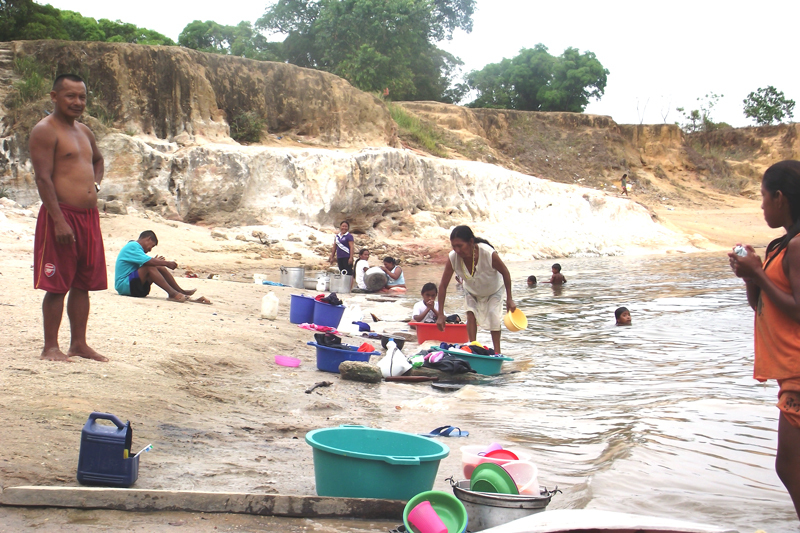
[128,270,151,298]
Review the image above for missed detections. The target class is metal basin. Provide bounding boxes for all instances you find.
[451,479,554,531]
[280,267,305,289]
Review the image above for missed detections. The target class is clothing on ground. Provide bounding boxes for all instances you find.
[34,203,107,293]
[114,241,153,296]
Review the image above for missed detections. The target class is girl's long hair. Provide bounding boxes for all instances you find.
[450,225,494,249]
[763,160,800,269]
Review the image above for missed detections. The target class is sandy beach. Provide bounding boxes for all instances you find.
[0,197,779,531]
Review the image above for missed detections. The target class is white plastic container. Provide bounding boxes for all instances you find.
[261,292,279,320]
[460,445,533,479]
[501,460,539,495]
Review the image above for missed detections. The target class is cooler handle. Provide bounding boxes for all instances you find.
[88,412,126,429]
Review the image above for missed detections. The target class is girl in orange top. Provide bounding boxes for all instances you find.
[730,160,800,520]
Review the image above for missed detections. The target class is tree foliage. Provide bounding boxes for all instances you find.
[743,86,795,126]
[0,0,174,45]
[465,44,609,112]
[256,0,475,102]
[676,92,723,134]
[178,20,282,61]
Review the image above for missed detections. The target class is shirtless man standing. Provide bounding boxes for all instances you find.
[30,74,108,362]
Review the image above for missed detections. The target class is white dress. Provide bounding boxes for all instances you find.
[449,243,504,330]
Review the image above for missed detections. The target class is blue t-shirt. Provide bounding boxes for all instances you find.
[114,241,152,295]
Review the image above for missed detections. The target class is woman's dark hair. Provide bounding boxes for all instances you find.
[763,160,800,269]
[339,221,350,229]
[421,282,438,295]
[449,225,493,249]
[358,248,369,256]
[383,257,397,265]
[615,307,629,320]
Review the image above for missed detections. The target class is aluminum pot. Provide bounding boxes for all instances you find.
[279,267,305,289]
[329,273,353,294]
[450,479,553,531]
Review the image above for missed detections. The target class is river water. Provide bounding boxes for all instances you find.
[394,252,797,533]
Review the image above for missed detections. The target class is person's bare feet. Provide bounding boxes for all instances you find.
[167,293,188,303]
[182,288,197,296]
[41,347,72,362]
[68,344,109,362]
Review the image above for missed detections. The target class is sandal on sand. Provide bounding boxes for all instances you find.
[420,425,469,438]
[167,294,188,303]
[190,296,212,305]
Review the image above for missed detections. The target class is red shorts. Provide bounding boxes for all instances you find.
[33,203,107,293]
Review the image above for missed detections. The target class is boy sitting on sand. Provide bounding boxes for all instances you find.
[412,282,440,323]
[543,263,567,285]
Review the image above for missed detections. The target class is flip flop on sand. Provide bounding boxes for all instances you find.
[190,296,212,305]
[420,425,469,438]
[167,294,188,303]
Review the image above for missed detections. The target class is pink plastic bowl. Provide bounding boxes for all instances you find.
[275,355,301,367]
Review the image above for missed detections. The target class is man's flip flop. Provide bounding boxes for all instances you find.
[190,296,212,305]
[420,425,469,438]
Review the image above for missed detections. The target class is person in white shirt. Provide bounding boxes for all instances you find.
[412,282,440,323]
[351,248,371,291]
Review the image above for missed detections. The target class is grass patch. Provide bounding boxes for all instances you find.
[230,111,265,144]
[0,185,11,199]
[387,103,447,157]
[9,56,51,108]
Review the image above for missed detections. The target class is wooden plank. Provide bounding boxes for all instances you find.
[0,486,405,519]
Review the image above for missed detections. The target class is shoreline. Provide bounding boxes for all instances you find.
[0,196,778,531]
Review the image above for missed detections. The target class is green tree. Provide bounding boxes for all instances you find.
[257,0,475,101]
[178,20,282,61]
[743,86,796,126]
[0,0,68,41]
[676,92,723,134]
[60,10,105,41]
[465,44,608,112]
[98,19,174,45]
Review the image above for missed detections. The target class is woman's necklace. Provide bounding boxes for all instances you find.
[465,245,477,278]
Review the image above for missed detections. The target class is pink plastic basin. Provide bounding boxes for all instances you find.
[275,355,301,367]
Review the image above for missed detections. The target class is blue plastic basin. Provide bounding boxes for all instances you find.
[307,341,379,373]
[289,294,316,324]
[313,300,346,327]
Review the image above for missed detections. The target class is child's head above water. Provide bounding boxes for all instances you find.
[527,275,537,286]
[552,263,562,273]
[615,306,631,326]
[420,282,438,302]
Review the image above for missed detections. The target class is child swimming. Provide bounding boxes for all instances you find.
[615,306,631,326]
[527,275,537,287]
[543,263,567,285]
[729,160,800,519]
[412,282,440,323]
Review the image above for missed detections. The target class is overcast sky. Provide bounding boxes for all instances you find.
[39,0,799,128]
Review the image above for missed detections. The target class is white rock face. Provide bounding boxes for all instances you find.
[8,134,701,259]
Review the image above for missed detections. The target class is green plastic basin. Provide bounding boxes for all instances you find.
[306,425,450,500]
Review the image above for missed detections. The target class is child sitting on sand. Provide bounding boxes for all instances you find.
[615,307,631,326]
[543,264,567,285]
[412,283,440,323]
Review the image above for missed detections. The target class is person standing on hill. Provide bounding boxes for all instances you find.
[436,225,516,354]
[29,74,108,362]
[329,221,354,275]
[729,160,800,520]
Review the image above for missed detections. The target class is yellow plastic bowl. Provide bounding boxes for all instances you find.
[504,309,528,332]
